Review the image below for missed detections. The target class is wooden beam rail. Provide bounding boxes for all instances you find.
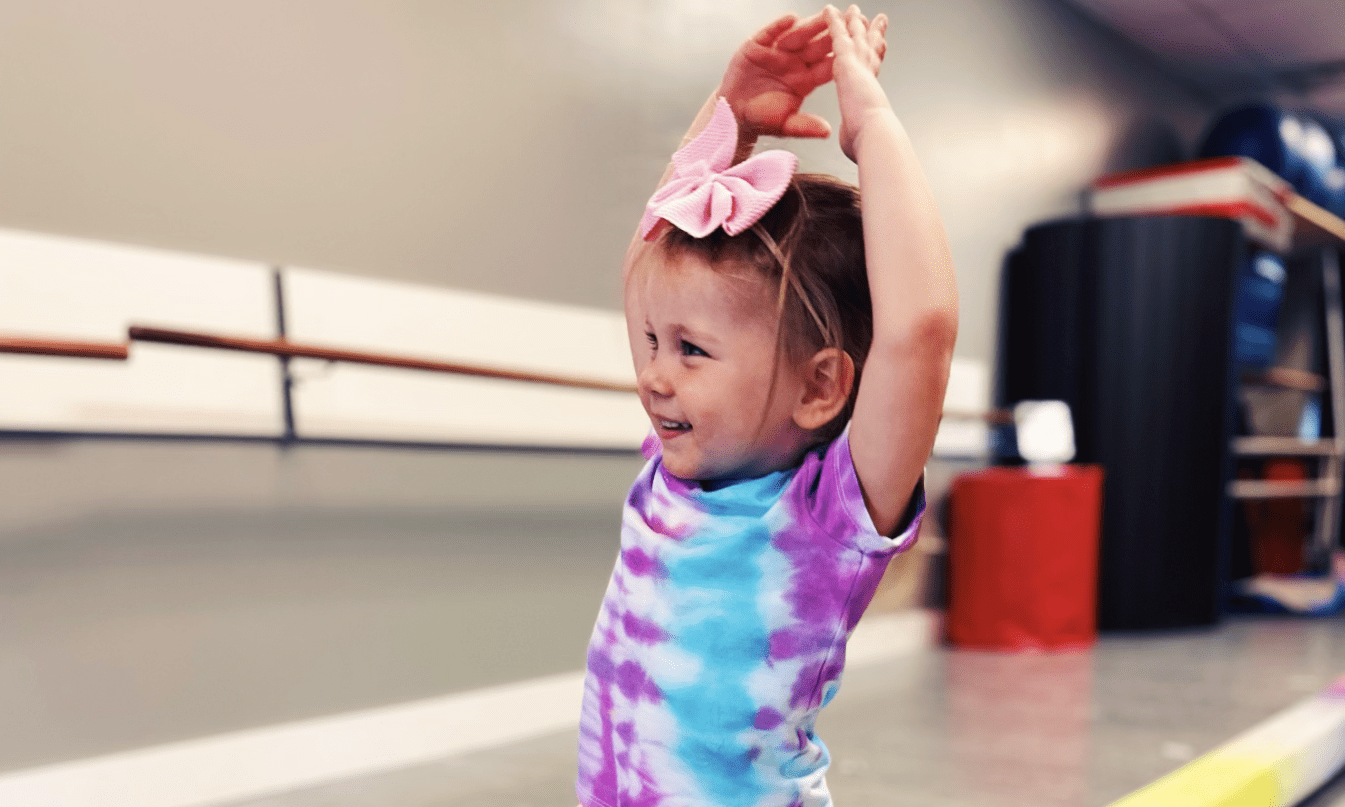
[942,408,1013,425]
[12,327,1008,437]
[127,325,638,393]
[1241,366,1326,392]
[0,335,129,360]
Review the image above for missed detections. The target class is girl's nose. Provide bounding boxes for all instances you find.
[638,356,672,398]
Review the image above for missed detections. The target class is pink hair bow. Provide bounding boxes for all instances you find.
[639,98,798,240]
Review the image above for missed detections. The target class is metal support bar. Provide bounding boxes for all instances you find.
[273,268,297,444]
[1312,248,1345,568]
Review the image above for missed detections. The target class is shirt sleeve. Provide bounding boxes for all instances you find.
[792,422,926,556]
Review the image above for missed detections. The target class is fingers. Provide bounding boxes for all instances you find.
[752,13,799,46]
[824,4,887,72]
[796,53,835,92]
[871,13,888,63]
[743,41,799,75]
[845,5,868,40]
[777,10,830,51]
[798,30,833,65]
[782,111,833,139]
[746,11,833,77]
[823,6,849,50]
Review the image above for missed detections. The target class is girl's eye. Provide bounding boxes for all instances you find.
[680,340,707,358]
[645,332,658,350]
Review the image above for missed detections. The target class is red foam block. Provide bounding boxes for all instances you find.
[947,466,1104,651]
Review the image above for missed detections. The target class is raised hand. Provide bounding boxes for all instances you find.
[718,12,835,144]
[823,5,892,162]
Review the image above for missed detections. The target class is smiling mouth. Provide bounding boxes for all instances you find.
[657,418,691,433]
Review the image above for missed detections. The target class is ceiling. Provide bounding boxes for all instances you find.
[1065,0,1345,118]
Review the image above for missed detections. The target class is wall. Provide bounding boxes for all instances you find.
[0,0,1213,777]
[0,0,1208,366]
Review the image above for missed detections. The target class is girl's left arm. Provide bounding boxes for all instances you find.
[826,6,958,536]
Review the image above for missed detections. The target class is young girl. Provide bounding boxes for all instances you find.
[578,6,957,806]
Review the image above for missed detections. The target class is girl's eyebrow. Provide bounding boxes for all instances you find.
[671,323,718,347]
[645,318,716,344]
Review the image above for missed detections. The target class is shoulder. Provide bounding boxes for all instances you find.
[786,423,925,555]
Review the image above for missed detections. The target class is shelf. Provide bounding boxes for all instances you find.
[1088,158,1345,255]
[1228,477,1341,500]
[1089,158,1345,572]
[1289,195,1345,251]
[1232,436,1342,457]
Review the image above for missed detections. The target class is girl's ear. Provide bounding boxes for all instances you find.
[793,347,855,431]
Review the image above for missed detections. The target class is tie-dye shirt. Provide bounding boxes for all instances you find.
[577,426,924,807]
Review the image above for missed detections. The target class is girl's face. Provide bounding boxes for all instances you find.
[628,248,813,482]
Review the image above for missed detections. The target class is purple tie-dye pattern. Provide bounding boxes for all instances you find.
[753,707,784,730]
[617,660,652,700]
[587,647,615,681]
[769,628,830,659]
[576,425,924,807]
[641,508,686,543]
[788,658,828,711]
[622,611,670,644]
[621,547,667,579]
[844,560,891,632]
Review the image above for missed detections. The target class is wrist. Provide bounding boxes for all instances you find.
[704,88,759,164]
[850,107,901,161]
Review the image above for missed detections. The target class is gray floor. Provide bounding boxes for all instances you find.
[224,615,1345,807]
[0,440,966,775]
[0,440,645,772]
[0,501,632,771]
[8,440,1345,806]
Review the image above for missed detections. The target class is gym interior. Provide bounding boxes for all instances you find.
[3,1,1345,805]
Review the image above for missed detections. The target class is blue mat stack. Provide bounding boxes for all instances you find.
[1202,103,1345,219]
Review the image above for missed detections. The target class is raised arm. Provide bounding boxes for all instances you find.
[622,11,837,374]
[826,5,958,536]
[622,12,835,278]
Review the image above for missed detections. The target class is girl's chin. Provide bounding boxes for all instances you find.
[663,455,741,485]
[660,441,756,482]
[659,449,709,482]
[661,458,702,481]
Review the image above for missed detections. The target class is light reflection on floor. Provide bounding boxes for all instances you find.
[229,615,1345,807]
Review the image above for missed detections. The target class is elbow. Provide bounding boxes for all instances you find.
[875,305,958,360]
[919,305,959,351]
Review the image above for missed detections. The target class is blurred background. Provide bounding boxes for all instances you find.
[3,1,1345,806]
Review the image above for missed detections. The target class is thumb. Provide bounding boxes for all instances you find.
[782,112,832,139]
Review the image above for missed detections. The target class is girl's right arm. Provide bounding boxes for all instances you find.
[622,11,835,282]
[622,12,836,369]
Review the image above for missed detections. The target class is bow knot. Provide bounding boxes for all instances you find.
[639,98,798,240]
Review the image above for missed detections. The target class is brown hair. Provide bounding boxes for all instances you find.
[656,173,872,445]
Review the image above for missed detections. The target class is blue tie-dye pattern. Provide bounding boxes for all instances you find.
[662,481,776,806]
[576,427,926,807]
